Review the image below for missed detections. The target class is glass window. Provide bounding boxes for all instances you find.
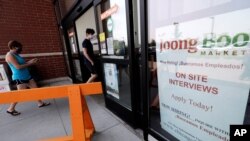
[148,0,250,141]
[67,28,78,54]
[96,0,132,109]
[103,62,131,108]
[75,7,99,54]
[67,28,82,82]
[97,0,129,58]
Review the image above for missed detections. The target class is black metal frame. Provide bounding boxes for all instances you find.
[58,0,178,140]
[58,0,141,127]
[58,0,170,139]
[92,0,141,127]
[59,0,93,83]
[57,1,250,141]
[93,0,102,54]
[125,0,141,128]
[139,0,149,140]
[140,1,250,141]
[139,0,178,140]
[58,0,164,139]
[58,0,179,141]
[139,1,180,140]
[72,23,88,82]
[62,28,77,82]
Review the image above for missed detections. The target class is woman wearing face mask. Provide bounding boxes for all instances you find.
[5,40,50,116]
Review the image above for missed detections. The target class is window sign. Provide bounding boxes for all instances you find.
[100,0,128,56]
[68,32,77,54]
[107,18,113,32]
[99,32,107,54]
[110,0,128,47]
[98,0,128,57]
[107,37,114,55]
[90,35,99,52]
[99,32,105,42]
[104,63,119,99]
[156,8,250,141]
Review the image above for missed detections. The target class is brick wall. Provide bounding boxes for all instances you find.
[0,0,68,80]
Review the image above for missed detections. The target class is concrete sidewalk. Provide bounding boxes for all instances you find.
[0,80,143,141]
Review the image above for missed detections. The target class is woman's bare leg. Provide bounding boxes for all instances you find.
[86,74,98,83]
[7,84,27,112]
[28,79,44,106]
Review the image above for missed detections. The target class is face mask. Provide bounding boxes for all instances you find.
[87,33,93,39]
[15,47,22,53]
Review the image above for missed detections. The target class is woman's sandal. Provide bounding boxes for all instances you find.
[6,110,21,116]
[38,102,51,108]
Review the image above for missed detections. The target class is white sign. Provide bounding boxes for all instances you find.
[0,64,10,93]
[0,84,10,92]
[107,37,114,55]
[101,42,107,54]
[104,63,119,99]
[0,64,9,85]
[107,18,113,32]
[156,8,250,141]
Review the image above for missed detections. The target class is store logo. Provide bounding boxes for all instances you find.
[107,18,113,32]
[160,38,198,53]
[159,32,250,53]
[203,33,249,48]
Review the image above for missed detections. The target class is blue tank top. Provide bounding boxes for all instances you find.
[7,53,31,80]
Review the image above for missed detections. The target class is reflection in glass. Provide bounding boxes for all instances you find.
[73,60,82,81]
[104,63,131,108]
[98,0,129,57]
[148,0,250,140]
[104,63,119,99]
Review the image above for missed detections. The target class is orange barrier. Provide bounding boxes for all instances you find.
[0,82,103,141]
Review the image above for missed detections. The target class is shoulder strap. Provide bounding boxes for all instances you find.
[6,52,20,64]
[9,52,21,59]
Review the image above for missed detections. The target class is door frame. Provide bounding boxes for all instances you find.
[93,0,142,127]
[61,0,93,83]
[60,0,147,137]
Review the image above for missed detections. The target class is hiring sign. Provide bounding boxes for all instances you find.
[156,8,250,141]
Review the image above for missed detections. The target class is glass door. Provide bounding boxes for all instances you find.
[67,27,83,82]
[94,0,140,126]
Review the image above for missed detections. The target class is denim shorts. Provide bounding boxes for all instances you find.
[14,77,33,85]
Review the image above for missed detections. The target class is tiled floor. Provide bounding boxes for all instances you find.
[0,80,143,141]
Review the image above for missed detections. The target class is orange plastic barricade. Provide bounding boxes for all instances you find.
[0,82,103,141]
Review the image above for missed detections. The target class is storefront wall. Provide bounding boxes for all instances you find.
[58,0,250,140]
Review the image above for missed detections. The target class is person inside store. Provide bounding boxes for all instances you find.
[82,28,98,83]
[5,40,50,116]
[115,40,129,86]
[149,51,159,111]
